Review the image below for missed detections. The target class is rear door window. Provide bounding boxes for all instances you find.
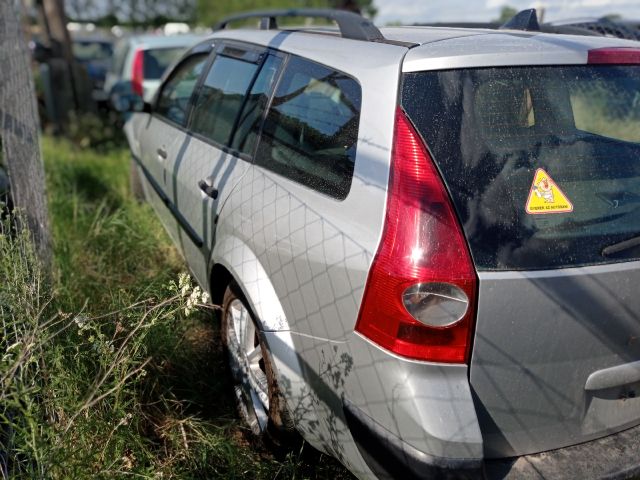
[255,56,361,200]
[402,65,640,270]
[189,54,259,146]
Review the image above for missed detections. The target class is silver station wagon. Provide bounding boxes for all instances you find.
[123,9,640,479]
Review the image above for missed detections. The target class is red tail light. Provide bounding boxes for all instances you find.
[355,108,477,363]
[131,49,144,97]
[588,47,640,64]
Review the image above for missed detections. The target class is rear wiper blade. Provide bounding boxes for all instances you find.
[602,235,640,257]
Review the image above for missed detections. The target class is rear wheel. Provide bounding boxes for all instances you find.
[221,284,297,449]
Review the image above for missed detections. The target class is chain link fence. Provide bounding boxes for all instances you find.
[0,0,51,263]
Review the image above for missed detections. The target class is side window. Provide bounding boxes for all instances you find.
[255,56,362,200]
[231,54,283,155]
[155,54,208,127]
[190,55,259,145]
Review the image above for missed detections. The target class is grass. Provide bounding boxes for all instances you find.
[0,137,352,479]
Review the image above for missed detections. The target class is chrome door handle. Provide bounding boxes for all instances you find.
[198,179,218,200]
[156,147,167,160]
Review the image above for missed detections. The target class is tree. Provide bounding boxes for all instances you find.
[66,0,197,27]
[494,5,517,23]
[195,0,376,28]
[0,1,51,265]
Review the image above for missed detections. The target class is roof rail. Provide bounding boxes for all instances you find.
[213,8,385,42]
[500,8,541,31]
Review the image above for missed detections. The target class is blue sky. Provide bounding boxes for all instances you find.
[374,0,640,24]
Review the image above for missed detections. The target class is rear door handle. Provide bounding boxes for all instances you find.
[198,179,218,200]
[156,147,167,160]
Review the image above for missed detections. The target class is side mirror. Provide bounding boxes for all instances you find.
[110,80,152,114]
[113,94,151,114]
[30,40,53,63]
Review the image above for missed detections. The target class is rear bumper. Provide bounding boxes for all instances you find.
[485,421,640,480]
[344,400,483,479]
[345,400,640,480]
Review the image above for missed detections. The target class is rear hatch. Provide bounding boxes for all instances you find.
[401,62,640,457]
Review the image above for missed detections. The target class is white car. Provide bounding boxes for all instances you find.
[104,33,205,106]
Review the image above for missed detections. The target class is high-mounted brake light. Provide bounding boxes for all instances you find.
[588,47,640,65]
[131,49,145,97]
[355,108,477,363]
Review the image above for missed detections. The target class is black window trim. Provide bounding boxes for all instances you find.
[184,40,288,163]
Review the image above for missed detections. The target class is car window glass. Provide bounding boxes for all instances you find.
[144,47,185,80]
[402,65,640,270]
[190,55,259,146]
[73,41,113,62]
[570,78,640,143]
[231,54,283,155]
[155,54,208,127]
[255,56,361,200]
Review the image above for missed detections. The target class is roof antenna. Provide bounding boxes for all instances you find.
[500,8,541,31]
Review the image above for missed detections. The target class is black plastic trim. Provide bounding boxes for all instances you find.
[131,154,203,249]
[214,8,385,43]
[344,400,483,480]
[500,8,540,31]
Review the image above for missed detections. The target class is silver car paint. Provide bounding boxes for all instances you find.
[472,262,640,458]
[402,32,640,72]
[129,26,640,479]
[167,134,252,288]
[206,34,410,463]
[136,115,187,245]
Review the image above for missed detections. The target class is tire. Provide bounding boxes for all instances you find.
[221,283,297,449]
[130,158,145,202]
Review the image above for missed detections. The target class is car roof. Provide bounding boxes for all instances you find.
[398,28,640,71]
[123,33,205,50]
[209,25,640,72]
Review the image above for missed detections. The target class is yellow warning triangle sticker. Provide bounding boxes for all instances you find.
[525,169,573,215]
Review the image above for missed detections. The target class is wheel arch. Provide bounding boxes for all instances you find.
[208,235,290,332]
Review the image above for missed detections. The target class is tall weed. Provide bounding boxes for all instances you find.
[0,138,350,479]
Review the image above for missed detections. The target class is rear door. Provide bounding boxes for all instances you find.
[135,51,210,243]
[168,43,284,287]
[401,63,640,457]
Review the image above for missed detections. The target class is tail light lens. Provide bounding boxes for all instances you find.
[131,49,144,97]
[355,108,477,363]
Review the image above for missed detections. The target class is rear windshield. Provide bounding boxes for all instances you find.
[143,47,184,80]
[402,65,640,270]
[72,41,113,62]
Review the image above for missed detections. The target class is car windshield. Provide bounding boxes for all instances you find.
[402,65,640,270]
[143,47,185,80]
[72,41,113,61]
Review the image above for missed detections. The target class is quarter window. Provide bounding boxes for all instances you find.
[255,56,361,200]
[155,54,208,127]
[190,55,259,145]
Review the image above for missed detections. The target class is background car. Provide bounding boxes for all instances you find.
[104,33,205,108]
[122,9,640,479]
[71,35,114,105]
